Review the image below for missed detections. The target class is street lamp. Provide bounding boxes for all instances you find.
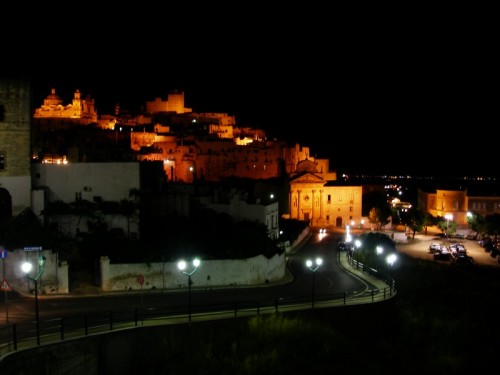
[305,257,322,308]
[354,239,362,268]
[386,253,397,293]
[445,213,453,238]
[177,258,201,322]
[466,212,473,229]
[21,255,46,345]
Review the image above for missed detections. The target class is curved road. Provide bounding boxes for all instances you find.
[0,230,376,326]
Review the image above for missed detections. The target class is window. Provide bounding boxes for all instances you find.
[0,105,4,121]
[0,153,5,170]
[327,194,331,204]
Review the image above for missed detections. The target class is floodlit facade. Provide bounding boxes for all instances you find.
[288,169,363,228]
[418,188,500,226]
[34,88,98,124]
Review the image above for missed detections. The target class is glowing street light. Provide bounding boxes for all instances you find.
[21,255,46,345]
[353,239,362,268]
[305,258,323,308]
[466,212,473,229]
[445,213,453,237]
[386,253,397,293]
[177,258,201,322]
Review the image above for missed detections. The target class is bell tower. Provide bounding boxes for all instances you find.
[0,77,32,217]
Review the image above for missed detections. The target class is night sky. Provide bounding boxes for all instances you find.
[5,9,496,178]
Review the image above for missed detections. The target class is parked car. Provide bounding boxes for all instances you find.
[429,243,442,254]
[449,243,467,256]
[337,241,354,252]
[434,249,452,261]
[452,252,473,265]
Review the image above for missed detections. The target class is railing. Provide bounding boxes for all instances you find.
[0,253,396,358]
[347,253,396,293]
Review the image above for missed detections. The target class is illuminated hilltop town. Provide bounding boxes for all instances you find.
[2,79,499,241]
[30,87,365,231]
[33,88,336,183]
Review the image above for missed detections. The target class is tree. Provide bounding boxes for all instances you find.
[437,219,457,238]
[368,207,391,230]
[356,231,396,270]
[400,208,426,239]
[484,213,500,241]
[119,199,139,238]
[0,208,55,250]
[362,190,388,217]
[423,212,439,235]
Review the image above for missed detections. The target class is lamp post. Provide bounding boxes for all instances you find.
[354,239,362,269]
[445,213,453,238]
[386,253,397,293]
[466,212,473,229]
[21,255,46,345]
[305,257,322,308]
[177,258,200,322]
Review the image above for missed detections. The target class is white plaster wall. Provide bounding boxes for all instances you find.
[100,253,286,291]
[31,162,140,203]
[2,249,69,294]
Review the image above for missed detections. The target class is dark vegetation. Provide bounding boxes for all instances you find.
[0,204,304,271]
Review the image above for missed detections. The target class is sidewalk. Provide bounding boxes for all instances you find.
[337,251,392,292]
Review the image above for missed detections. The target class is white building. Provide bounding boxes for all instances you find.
[31,162,141,238]
[198,189,280,239]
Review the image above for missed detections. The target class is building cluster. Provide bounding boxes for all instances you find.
[1,79,365,244]
[1,77,499,247]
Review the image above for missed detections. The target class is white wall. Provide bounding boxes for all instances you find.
[100,253,286,291]
[31,162,140,203]
[2,249,69,294]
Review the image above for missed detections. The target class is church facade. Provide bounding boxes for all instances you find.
[288,160,363,229]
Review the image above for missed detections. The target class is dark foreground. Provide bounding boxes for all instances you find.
[1,252,498,374]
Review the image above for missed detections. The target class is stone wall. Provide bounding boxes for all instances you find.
[1,249,69,294]
[99,252,286,291]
